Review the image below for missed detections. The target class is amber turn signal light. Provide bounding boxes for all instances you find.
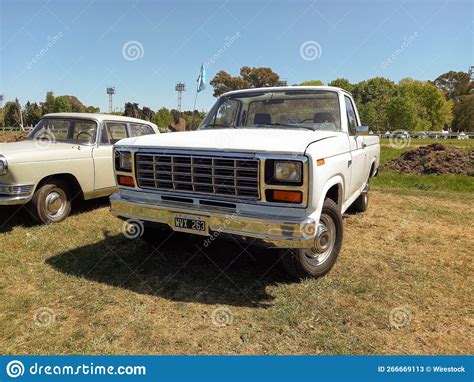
[269,190,303,204]
[117,175,135,187]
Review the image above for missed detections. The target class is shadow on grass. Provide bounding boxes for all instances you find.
[46,231,291,308]
[0,196,110,234]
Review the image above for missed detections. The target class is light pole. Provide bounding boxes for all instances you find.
[175,83,185,113]
[106,87,115,113]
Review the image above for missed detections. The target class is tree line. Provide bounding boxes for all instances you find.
[210,67,473,132]
[1,68,471,132]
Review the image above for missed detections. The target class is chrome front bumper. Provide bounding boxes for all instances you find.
[110,193,314,249]
[0,184,34,205]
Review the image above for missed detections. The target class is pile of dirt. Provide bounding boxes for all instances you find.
[387,143,474,176]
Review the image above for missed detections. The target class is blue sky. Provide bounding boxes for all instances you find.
[1,0,472,112]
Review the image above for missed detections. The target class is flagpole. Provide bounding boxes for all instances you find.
[190,90,198,131]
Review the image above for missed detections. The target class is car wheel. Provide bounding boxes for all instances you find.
[281,198,343,278]
[29,180,71,224]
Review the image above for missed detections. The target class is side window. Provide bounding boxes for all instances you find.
[101,122,128,145]
[129,123,154,137]
[211,99,239,127]
[344,96,357,135]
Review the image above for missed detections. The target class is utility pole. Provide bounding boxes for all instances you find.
[175,82,185,113]
[106,87,115,113]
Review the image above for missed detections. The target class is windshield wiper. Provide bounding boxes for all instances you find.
[201,124,236,129]
[250,123,316,131]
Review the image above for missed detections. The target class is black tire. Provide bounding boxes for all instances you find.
[28,180,72,224]
[141,222,174,247]
[281,198,343,278]
[352,190,369,213]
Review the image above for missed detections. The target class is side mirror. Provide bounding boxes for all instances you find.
[355,125,369,136]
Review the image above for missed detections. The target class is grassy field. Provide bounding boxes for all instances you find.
[0,138,472,355]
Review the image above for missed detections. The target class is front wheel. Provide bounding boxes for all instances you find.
[281,198,343,278]
[28,180,72,224]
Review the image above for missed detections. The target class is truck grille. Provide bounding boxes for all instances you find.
[135,152,260,199]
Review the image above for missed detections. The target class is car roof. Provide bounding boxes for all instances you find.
[43,112,158,128]
[221,86,352,97]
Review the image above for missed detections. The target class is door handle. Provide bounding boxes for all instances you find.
[362,142,367,148]
[348,159,352,166]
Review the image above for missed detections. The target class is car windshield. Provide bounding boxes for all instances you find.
[28,118,98,144]
[200,90,341,131]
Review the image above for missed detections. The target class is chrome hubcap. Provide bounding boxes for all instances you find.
[45,189,66,218]
[303,214,336,265]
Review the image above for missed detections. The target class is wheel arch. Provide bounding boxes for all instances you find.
[35,173,84,201]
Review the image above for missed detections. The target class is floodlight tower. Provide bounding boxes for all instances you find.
[175,82,185,113]
[106,87,115,113]
[0,94,3,108]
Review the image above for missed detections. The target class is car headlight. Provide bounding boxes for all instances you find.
[0,156,8,176]
[275,161,302,182]
[115,151,132,172]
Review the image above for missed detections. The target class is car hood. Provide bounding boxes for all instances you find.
[115,128,339,154]
[0,140,92,163]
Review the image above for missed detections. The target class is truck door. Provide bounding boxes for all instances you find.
[344,96,367,197]
[92,122,128,191]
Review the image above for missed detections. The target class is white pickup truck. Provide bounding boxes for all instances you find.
[110,86,380,278]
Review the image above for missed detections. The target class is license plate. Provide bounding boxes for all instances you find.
[173,214,208,236]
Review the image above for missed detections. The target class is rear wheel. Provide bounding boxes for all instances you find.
[29,180,71,224]
[281,198,343,278]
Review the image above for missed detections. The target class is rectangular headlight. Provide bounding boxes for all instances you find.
[115,151,132,172]
[275,161,302,182]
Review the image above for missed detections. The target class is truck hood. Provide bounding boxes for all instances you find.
[0,140,92,163]
[116,128,338,154]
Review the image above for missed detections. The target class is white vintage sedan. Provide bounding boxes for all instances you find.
[0,113,159,224]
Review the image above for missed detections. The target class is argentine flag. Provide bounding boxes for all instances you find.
[197,63,206,92]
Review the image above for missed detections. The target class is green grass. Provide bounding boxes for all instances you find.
[0,191,472,355]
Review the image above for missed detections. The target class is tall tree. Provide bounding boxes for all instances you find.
[328,78,354,93]
[42,91,55,114]
[54,96,72,113]
[299,80,324,86]
[210,67,280,97]
[3,100,22,126]
[433,71,472,99]
[24,101,42,126]
[384,96,418,132]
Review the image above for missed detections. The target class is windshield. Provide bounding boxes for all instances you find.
[200,90,341,131]
[28,118,98,144]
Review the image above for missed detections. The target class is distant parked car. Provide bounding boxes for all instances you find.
[0,113,159,224]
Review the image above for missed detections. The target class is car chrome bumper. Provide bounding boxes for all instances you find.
[110,193,314,249]
[0,184,34,205]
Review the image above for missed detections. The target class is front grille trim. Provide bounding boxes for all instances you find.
[135,151,260,200]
